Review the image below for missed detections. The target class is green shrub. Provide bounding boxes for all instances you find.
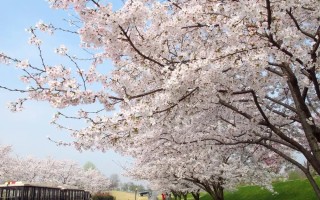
[93,192,115,200]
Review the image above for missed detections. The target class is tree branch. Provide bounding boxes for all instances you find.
[108,88,164,101]
[264,104,300,123]
[233,90,270,125]
[260,142,307,172]
[218,98,253,121]
[0,86,28,93]
[266,66,283,77]
[265,95,297,113]
[286,8,317,41]
[265,0,272,30]
[219,117,236,127]
[127,88,164,100]
[66,54,87,90]
[267,34,305,66]
[90,0,100,7]
[154,87,199,114]
[167,0,182,10]
[119,25,165,67]
[181,23,208,29]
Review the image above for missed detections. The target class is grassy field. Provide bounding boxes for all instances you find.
[109,191,148,200]
[200,178,319,200]
[110,178,319,200]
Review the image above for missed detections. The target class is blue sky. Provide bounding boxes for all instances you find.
[0,0,137,183]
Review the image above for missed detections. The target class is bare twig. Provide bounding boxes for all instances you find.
[66,54,87,90]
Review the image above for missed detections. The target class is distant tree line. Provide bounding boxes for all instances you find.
[109,173,147,192]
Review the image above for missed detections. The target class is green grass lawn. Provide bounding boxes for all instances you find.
[200,178,319,200]
[110,178,318,200]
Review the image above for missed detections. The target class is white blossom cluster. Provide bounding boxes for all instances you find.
[0,145,110,194]
[55,44,68,55]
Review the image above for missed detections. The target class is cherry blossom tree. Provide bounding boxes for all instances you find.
[109,173,120,189]
[0,146,110,193]
[0,0,319,198]
[123,123,283,199]
[126,136,281,200]
[37,159,110,193]
[0,145,15,182]
[77,167,111,194]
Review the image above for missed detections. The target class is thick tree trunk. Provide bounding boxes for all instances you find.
[304,170,320,200]
[171,191,178,200]
[191,191,200,200]
[204,183,224,200]
[184,178,224,200]
[173,195,177,200]
[207,190,224,200]
[216,189,224,200]
[182,194,187,200]
[173,194,178,200]
[282,63,320,172]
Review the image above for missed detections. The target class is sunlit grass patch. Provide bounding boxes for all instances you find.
[200,178,320,200]
[109,191,148,200]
